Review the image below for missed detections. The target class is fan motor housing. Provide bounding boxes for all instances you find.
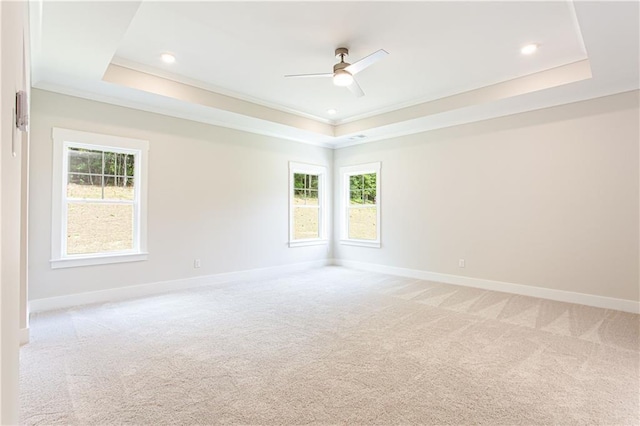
[335,47,349,57]
[334,62,350,72]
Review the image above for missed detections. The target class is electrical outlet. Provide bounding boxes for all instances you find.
[194,259,201,268]
[458,259,465,268]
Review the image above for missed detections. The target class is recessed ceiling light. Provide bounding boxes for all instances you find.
[161,53,176,64]
[521,44,538,55]
[327,108,337,115]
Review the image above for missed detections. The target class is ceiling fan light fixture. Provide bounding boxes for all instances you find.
[333,70,354,87]
[285,47,388,98]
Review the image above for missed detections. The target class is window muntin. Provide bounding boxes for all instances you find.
[289,163,327,246]
[67,148,135,200]
[51,128,148,268]
[341,163,381,247]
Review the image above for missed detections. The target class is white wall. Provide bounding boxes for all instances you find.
[29,90,332,301]
[1,1,29,423]
[28,89,640,307]
[334,91,639,303]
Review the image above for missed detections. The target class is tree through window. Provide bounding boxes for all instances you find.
[66,147,137,254]
[341,162,381,247]
[51,128,149,268]
[348,173,378,240]
[289,162,327,246]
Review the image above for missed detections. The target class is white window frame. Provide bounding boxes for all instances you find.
[340,162,381,248]
[50,128,149,269]
[289,162,328,247]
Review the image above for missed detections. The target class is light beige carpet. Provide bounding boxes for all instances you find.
[20,267,639,425]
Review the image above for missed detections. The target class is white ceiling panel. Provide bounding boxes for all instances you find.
[114,1,587,121]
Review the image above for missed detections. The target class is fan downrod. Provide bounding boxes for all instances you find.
[334,47,351,73]
[335,47,349,62]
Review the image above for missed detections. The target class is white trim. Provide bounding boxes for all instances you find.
[51,127,149,268]
[50,252,149,269]
[19,328,30,346]
[29,259,331,313]
[35,83,336,149]
[289,239,329,248]
[289,162,328,247]
[333,259,640,314]
[339,162,381,175]
[28,259,640,315]
[52,128,149,151]
[339,240,381,248]
[339,162,381,248]
[111,56,335,126]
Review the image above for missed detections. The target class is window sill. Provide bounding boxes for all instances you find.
[289,239,329,248]
[50,252,148,269]
[339,239,381,248]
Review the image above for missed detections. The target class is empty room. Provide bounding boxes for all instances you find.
[0,0,638,424]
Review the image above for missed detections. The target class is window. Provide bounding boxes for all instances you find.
[289,162,327,247]
[340,162,381,247]
[51,128,149,268]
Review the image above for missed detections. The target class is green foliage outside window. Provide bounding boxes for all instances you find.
[293,173,318,202]
[349,173,377,204]
[68,148,134,187]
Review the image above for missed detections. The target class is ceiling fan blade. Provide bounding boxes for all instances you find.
[346,79,365,97]
[345,49,389,75]
[284,73,333,78]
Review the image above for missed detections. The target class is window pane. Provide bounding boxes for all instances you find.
[306,189,319,206]
[294,207,319,240]
[105,152,132,177]
[349,175,363,192]
[363,173,376,188]
[349,207,377,240]
[364,188,377,204]
[293,188,306,204]
[67,203,133,254]
[104,152,116,176]
[294,173,305,189]
[67,174,103,199]
[293,173,321,207]
[103,177,135,200]
[67,148,136,201]
[294,173,320,190]
[349,172,377,205]
[309,175,318,190]
[126,154,135,177]
[350,190,363,205]
[363,173,377,204]
[68,148,103,175]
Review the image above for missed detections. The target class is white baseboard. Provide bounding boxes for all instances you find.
[29,259,331,313]
[19,328,29,346]
[333,259,640,314]
[27,258,640,315]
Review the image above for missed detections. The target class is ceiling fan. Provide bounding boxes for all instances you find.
[285,47,389,97]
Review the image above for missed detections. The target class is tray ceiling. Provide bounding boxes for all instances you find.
[30,1,639,147]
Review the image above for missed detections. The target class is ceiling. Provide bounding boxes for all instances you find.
[30,1,639,148]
